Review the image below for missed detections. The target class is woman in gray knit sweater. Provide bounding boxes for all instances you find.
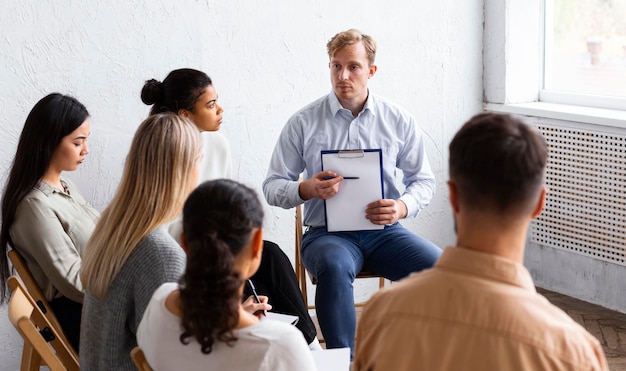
[79,113,201,370]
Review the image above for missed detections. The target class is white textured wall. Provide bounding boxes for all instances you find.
[0,1,483,367]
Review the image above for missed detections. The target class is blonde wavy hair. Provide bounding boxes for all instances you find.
[81,113,201,299]
[326,28,377,66]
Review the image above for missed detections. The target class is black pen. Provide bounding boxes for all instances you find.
[247,279,266,317]
[323,176,360,180]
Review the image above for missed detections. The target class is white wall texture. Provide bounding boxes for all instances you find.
[0,1,484,367]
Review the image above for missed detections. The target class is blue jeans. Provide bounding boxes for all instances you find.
[301,223,442,357]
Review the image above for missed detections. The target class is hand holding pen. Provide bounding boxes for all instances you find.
[299,171,360,201]
[322,176,360,180]
[246,279,271,318]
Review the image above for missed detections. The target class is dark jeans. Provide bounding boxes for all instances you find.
[49,296,82,352]
[302,223,442,357]
[243,240,317,344]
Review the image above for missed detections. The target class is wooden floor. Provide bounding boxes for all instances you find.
[537,287,626,370]
[312,288,626,370]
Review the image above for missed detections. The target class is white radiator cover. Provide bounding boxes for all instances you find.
[522,116,626,314]
[530,121,626,266]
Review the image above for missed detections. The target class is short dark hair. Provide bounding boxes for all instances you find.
[179,179,264,354]
[141,68,212,115]
[0,93,89,302]
[449,112,548,215]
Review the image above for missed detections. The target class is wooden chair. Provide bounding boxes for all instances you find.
[294,204,385,309]
[131,346,153,371]
[8,249,78,360]
[7,276,79,371]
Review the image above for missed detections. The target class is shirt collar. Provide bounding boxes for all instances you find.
[35,179,69,197]
[435,246,536,292]
[328,90,376,117]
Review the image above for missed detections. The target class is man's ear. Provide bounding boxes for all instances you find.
[368,64,378,78]
[447,180,460,214]
[251,228,264,260]
[180,233,190,254]
[531,186,547,219]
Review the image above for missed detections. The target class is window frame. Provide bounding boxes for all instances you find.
[483,0,626,126]
[540,0,626,112]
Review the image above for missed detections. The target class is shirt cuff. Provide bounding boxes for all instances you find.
[399,194,419,218]
[287,180,306,207]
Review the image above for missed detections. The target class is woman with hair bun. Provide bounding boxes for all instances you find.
[137,179,316,370]
[140,69,320,349]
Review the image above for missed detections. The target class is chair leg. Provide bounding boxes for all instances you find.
[21,341,42,371]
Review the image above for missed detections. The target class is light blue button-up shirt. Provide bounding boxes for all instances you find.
[263,91,435,228]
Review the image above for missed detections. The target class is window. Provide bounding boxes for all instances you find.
[542,0,626,111]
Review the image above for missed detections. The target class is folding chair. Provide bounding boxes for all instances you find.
[7,276,79,371]
[8,249,78,359]
[131,346,153,371]
[294,204,385,309]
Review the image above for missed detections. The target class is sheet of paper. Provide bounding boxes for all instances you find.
[312,348,351,371]
[265,312,299,325]
[322,150,384,232]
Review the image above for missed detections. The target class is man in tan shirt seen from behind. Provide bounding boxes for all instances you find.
[354,112,609,371]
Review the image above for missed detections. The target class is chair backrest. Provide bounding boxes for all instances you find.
[131,346,153,371]
[7,276,79,371]
[8,249,77,358]
[294,204,307,294]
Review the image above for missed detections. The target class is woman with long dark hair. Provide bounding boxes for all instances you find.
[0,93,96,350]
[137,179,316,370]
[140,68,320,349]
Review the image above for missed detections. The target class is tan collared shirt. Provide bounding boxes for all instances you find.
[354,247,608,371]
[10,178,99,303]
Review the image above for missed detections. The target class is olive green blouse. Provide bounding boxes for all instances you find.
[9,178,99,303]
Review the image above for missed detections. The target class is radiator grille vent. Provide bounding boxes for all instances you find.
[530,124,626,265]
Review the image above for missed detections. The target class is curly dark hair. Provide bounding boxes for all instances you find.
[179,179,264,354]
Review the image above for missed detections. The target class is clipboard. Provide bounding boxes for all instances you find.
[321,149,384,232]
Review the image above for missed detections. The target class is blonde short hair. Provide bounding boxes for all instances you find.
[326,28,377,65]
[81,113,201,298]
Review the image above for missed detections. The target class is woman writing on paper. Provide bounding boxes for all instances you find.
[137,179,316,370]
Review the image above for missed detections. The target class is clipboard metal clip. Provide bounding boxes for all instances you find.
[337,150,364,158]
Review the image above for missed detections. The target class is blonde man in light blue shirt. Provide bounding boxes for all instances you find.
[263,28,442,357]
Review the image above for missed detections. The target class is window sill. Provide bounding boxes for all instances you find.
[484,102,626,129]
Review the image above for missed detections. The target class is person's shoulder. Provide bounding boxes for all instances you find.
[370,93,413,119]
[289,94,331,120]
[248,319,303,341]
[19,182,50,203]
[134,227,185,265]
[202,131,231,149]
[361,271,434,319]
[523,298,607,368]
[14,184,57,218]
[141,227,179,248]
[151,281,178,300]
[521,294,601,343]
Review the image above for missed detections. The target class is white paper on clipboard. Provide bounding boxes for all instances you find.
[321,149,384,232]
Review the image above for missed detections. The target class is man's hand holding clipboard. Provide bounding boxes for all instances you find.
[304,149,387,232]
